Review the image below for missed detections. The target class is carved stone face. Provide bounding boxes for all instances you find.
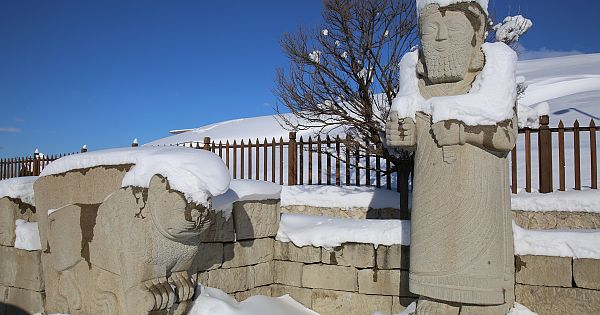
[420,5,477,84]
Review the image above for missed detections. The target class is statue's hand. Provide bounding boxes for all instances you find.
[432,121,465,147]
[386,111,416,149]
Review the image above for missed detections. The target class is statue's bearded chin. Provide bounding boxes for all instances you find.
[422,42,471,84]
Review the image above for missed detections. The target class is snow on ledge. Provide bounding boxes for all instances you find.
[281,185,401,210]
[511,188,600,213]
[40,147,230,207]
[212,180,282,219]
[0,176,38,206]
[276,213,410,249]
[513,222,600,259]
[15,219,42,251]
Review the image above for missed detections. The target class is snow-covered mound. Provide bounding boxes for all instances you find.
[188,285,318,315]
[0,176,37,206]
[147,53,600,146]
[40,147,230,207]
[517,53,600,126]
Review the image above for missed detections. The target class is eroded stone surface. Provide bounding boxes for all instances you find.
[234,200,280,240]
[280,205,404,219]
[191,242,224,272]
[222,238,274,268]
[358,269,400,295]
[515,255,572,287]
[5,286,45,315]
[302,264,357,292]
[253,262,274,287]
[573,258,600,290]
[311,289,393,315]
[207,266,255,294]
[273,241,321,263]
[0,246,43,291]
[516,284,600,315]
[234,285,272,302]
[512,210,600,230]
[376,245,410,270]
[273,260,303,287]
[271,284,313,309]
[321,243,375,268]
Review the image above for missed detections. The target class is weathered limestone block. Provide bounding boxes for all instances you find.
[5,286,45,315]
[207,266,255,294]
[0,197,36,247]
[311,289,393,315]
[376,245,410,270]
[516,284,600,315]
[302,264,357,292]
[201,210,235,242]
[191,242,224,272]
[273,241,321,263]
[40,174,207,315]
[273,260,303,287]
[0,246,44,291]
[515,255,572,287]
[573,258,600,290]
[321,243,375,268]
[392,296,418,314]
[234,285,273,302]
[0,284,7,307]
[222,238,274,268]
[34,165,130,250]
[281,205,404,220]
[271,284,313,309]
[253,261,274,287]
[233,200,280,240]
[512,210,600,230]
[358,269,400,296]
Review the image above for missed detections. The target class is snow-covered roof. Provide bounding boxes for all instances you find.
[40,146,230,207]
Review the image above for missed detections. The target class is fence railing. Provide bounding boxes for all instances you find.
[1,116,598,200]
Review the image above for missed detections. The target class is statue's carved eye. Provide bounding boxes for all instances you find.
[422,24,437,36]
[447,22,463,32]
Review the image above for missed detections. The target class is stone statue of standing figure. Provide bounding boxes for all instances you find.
[386,0,518,314]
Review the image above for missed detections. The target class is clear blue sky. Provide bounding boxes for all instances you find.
[1,0,598,157]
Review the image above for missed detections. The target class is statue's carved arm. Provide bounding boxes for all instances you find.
[386,111,417,150]
[463,113,518,153]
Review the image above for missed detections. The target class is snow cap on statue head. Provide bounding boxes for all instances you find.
[416,0,489,16]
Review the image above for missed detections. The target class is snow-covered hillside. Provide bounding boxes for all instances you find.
[147,53,600,147]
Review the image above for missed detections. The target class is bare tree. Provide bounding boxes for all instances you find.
[275,0,418,168]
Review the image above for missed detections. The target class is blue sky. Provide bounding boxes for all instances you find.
[1,0,599,157]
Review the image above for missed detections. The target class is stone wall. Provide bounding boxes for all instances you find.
[515,255,600,315]
[0,197,45,315]
[193,200,416,315]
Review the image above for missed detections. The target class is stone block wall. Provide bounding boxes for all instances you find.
[193,200,416,315]
[515,255,600,315]
[0,197,45,315]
